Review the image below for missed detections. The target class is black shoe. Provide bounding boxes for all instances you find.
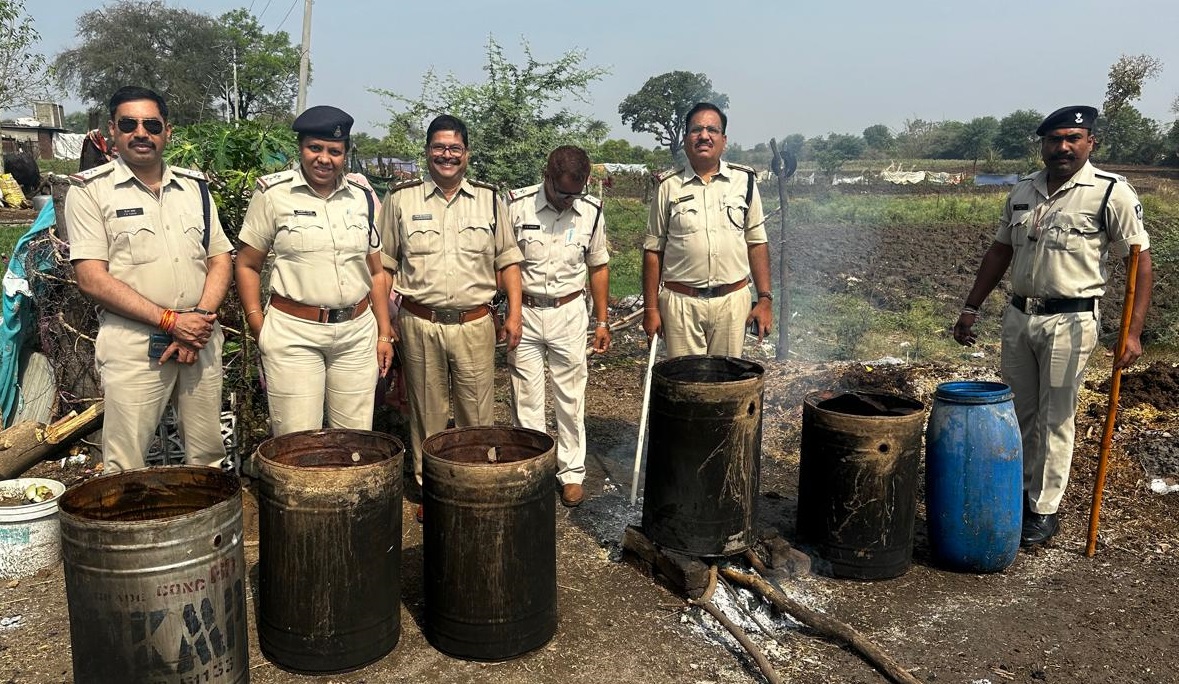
[1021,511,1059,547]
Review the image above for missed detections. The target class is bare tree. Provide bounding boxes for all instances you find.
[0,0,52,173]
[1103,54,1164,118]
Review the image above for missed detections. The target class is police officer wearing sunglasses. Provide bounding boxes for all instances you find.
[955,106,1153,547]
[65,86,233,473]
[235,105,394,436]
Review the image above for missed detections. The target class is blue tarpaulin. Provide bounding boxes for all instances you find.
[1,200,58,426]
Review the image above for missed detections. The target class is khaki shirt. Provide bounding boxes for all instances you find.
[239,167,379,308]
[643,160,766,287]
[65,157,232,309]
[379,177,522,309]
[996,162,1150,299]
[507,183,609,297]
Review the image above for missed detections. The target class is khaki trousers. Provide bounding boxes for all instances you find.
[1000,306,1098,514]
[95,314,226,473]
[258,307,378,436]
[507,295,589,486]
[397,310,496,483]
[658,287,751,358]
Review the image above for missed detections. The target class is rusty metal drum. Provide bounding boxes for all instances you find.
[58,466,248,684]
[797,391,925,580]
[255,429,404,672]
[422,426,557,660]
[642,355,765,557]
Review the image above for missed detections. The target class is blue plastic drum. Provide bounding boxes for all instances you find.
[925,381,1022,573]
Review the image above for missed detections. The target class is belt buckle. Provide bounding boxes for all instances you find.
[1024,297,1045,315]
[325,307,352,323]
[434,308,464,324]
[698,286,720,298]
[530,294,557,308]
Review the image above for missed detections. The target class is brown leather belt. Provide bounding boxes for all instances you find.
[523,291,583,309]
[400,297,490,324]
[664,279,748,299]
[268,293,370,323]
[1011,295,1096,316]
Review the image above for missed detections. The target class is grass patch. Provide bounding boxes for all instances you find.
[0,225,27,260]
[602,196,647,297]
[38,158,79,175]
[785,193,1005,227]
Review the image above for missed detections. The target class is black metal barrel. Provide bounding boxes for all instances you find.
[642,355,765,557]
[797,391,925,579]
[422,426,556,660]
[255,429,404,672]
[58,466,248,684]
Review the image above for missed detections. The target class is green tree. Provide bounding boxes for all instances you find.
[812,133,865,176]
[618,71,728,158]
[862,124,894,154]
[782,134,806,161]
[216,9,301,121]
[955,116,1000,168]
[374,37,609,189]
[1097,106,1164,164]
[0,0,50,115]
[994,109,1043,159]
[1103,54,1164,118]
[593,138,654,164]
[61,110,95,133]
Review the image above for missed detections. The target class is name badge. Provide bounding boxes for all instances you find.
[294,209,317,216]
[115,207,144,218]
[521,224,541,231]
[672,193,694,204]
[1013,203,1029,211]
[412,213,433,221]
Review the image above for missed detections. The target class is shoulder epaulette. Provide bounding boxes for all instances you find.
[507,184,541,203]
[68,164,115,186]
[581,194,602,209]
[255,170,294,192]
[469,179,499,192]
[172,167,208,182]
[1093,171,1125,183]
[345,172,375,193]
[656,168,683,183]
[387,178,424,194]
[1018,172,1038,182]
[728,162,756,175]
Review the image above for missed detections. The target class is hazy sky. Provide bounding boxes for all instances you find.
[23,0,1179,148]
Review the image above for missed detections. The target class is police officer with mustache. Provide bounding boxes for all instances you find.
[954,105,1153,547]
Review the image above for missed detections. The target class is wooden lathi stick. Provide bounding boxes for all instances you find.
[1087,244,1142,557]
[720,566,924,684]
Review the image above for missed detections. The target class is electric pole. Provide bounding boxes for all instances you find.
[295,0,312,115]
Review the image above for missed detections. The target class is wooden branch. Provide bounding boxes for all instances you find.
[720,566,924,684]
[0,401,104,478]
[692,564,783,684]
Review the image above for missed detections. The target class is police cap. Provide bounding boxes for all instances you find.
[292,105,353,140]
[1036,105,1098,136]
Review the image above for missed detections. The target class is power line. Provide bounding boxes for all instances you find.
[257,0,275,23]
[277,0,300,30]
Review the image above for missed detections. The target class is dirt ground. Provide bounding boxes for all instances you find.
[2,215,1178,683]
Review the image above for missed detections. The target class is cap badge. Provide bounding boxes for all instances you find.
[334,125,342,137]
[1075,112,1084,124]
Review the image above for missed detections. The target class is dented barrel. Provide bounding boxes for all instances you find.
[797,391,925,580]
[59,466,248,684]
[642,355,765,557]
[256,429,404,672]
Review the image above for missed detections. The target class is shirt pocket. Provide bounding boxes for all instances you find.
[111,219,157,265]
[179,212,207,261]
[563,231,589,266]
[517,230,546,264]
[722,195,749,230]
[668,201,700,236]
[1047,213,1100,252]
[404,222,441,256]
[1007,211,1032,247]
[278,213,327,252]
[341,207,372,254]
[458,221,493,254]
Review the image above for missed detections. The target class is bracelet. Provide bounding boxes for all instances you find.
[377,335,393,343]
[596,321,609,329]
[245,310,262,319]
[960,306,980,318]
[159,309,177,333]
[758,291,773,301]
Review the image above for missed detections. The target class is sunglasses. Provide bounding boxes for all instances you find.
[116,117,165,135]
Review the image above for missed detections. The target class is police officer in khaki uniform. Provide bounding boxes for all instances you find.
[379,114,524,504]
[642,102,773,358]
[955,105,1153,546]
[236,105,394,435]
[506,146,611,508]
[67,86,233,473]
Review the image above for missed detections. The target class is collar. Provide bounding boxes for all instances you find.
[682,159,732,184]
[294,165,348,197]
[111,156,176,189]
[424,176,475,201]
[1034,160,1096,197]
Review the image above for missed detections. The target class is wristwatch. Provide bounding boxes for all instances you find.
[758,291,774,301]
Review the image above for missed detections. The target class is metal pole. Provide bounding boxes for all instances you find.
[295,0,313,115]
[231,46,240,121]
[769,139,796,361]
[629,334,660,506]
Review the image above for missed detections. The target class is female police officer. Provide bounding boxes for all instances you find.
[235,105,394,434]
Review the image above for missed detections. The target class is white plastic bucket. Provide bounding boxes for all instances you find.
[0,477,66,578]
